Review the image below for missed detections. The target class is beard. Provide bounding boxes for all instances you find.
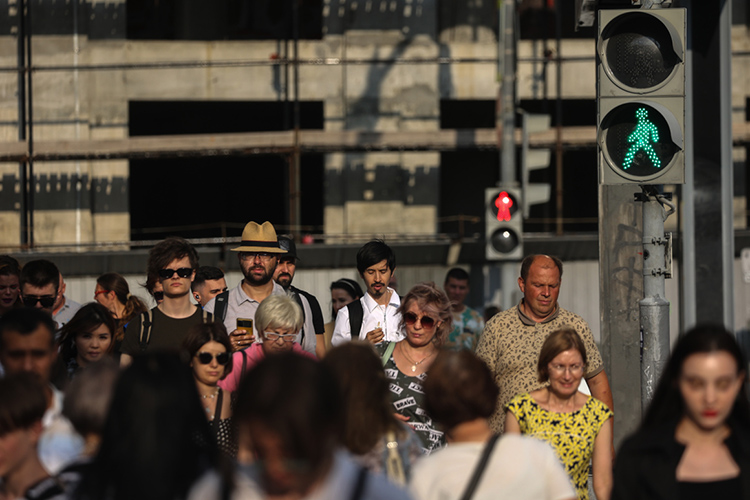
[276,273,293,290]
[244,266,273,286]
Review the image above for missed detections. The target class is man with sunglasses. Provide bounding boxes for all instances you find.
[203,221,287,352]
[120,237,208,366]
[19,260,61,318]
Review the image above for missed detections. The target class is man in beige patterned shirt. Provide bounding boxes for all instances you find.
[476,254,614,433]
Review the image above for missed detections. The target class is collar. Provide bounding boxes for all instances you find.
[516,300,560,325]
[362,287,400,313]
[234,280,286,305]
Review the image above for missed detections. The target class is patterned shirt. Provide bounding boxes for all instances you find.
[506,393,613,500]
[475,302,604,433]
[377,342,445,455]
[445,306,484,351]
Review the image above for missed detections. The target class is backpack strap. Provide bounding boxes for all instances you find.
[214,290,230,323]
[347,300,364,341]
[381,342,396,367]
[241,348,248,376]
[138,309,154,352]
[202,309,213,323]
[291,291,307,345]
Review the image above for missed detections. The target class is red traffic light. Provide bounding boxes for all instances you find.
[494,191,516,222]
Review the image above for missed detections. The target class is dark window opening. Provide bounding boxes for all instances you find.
[127,0,323,40]
[128,101,324,241]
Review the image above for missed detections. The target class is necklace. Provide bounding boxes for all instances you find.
[400,342,436,373]
[200,387,219,399]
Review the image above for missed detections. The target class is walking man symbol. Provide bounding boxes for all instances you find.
[623,107,661,170]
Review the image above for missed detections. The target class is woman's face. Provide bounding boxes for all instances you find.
[261,326,297,356]
[75,323,113,367]
[0,274,20,313]
[403,301,440,348]
[331,288,356,316]
[679,351,744,431]
[547,349,585,399]
[191,340,228,386]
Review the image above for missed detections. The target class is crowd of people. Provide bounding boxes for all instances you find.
[0,220,748,500]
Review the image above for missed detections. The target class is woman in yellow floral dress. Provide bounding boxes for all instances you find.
[505,328,613,500]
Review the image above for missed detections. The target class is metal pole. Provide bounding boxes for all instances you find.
[500,0,516,185]
[639,188,674,410]
[26,1,34,248]
[290,0,301,238]
[554,0,563,236]
[17,0,27,246]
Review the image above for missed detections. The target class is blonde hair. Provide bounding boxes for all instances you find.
[255,295,304,334]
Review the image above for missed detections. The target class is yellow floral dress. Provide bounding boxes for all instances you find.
[505,393,613,500]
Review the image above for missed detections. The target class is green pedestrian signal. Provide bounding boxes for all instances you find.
[597,8,685,185]
[624,108,660,170]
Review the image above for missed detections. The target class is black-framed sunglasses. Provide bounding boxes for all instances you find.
[196,352,230,365]
[158,267,193,280]
[403,311,437,329]
[22,295,56,308]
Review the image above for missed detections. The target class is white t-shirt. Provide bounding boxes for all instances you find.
[409,435,575,500]
[189,451,414,500]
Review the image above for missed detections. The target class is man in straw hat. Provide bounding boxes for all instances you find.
[204,221,287,352]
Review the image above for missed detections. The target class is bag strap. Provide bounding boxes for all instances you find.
[381,342,396,367]
[349,466,369,500]
[459,434,500,500]
[138,309,154,352]
[214,290,230,322]
[347,300,364,340]
[384,430,406,485]
[241,348,248,375]
[291,291,306,345]
[211,388,223,434]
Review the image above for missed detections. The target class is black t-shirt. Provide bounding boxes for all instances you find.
[120,305,206,356]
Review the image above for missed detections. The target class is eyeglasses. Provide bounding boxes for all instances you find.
[549,363,584,375]
[264,331,297,343]
[196,352,230,365]
[22,295,56,308]
[158,268,193,280]
[240,252,275,262]
[403,311,437,329]
[94,289,110,298]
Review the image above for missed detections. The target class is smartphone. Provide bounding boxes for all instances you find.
[236,318,253,336]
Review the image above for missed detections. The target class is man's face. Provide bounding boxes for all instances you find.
[444,277,470,307]
[0,326,56,383]
[361,259,393,300]
[193,278,228,307]
[273,257,297,290]
[159,256,195,299]
[518,257,561,322]
[239,252,278,287]
[21,283,57,314]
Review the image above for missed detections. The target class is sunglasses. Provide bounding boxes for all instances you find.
[158,268,193,280]
[403,311,437,329]
[196,352,230,365]
[22,295,56,308]
[94,289,110,298]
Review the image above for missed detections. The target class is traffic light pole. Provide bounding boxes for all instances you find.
[637,186,675,409]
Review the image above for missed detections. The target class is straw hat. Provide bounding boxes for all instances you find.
[231,221,286,253]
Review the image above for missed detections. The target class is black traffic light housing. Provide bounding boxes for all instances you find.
[597,8,686,185]
[485,187,522,261]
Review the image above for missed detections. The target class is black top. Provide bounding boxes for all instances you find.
[678,476,742,500]
[613,419,750,500]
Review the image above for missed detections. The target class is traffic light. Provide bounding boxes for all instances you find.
[485,187,522,260]
[597,8,686,185]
